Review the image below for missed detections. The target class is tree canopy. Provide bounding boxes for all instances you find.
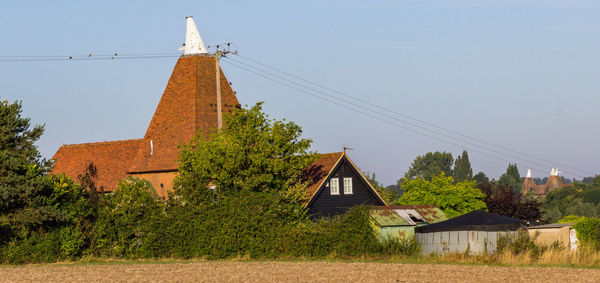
[0,101,68,239]
[395,173,487,218]
[403,151,453,181]
[174,102,315,205]
[453,150,473,182]
[477,181,541,220]
[498,163,521,191]
[542,182,600,222]
[473,171,489,184]
[365,172,397,204]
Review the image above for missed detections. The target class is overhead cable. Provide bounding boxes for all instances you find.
[221,58,588,178]
[228,54,594,177]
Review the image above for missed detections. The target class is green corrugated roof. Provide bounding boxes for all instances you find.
[370,209,410,226]
[370,206,448,227]
[413,207,447,223]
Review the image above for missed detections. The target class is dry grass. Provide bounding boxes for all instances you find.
[412,246,600,267]
[1,261,600,282]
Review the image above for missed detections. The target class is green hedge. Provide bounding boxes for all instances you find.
[574,218,600,250]
[557,215,600,250]
[1,180,418,263]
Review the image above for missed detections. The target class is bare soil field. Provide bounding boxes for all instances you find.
[2,261,600,282]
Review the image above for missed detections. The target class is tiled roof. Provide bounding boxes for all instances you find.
[52,54,240,189]
[303,152,344,197]
[52,139,143,191]
[128,55,240,173]
[522,176,571,197]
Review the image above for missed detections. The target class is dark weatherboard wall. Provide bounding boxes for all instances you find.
[307,157,384,217]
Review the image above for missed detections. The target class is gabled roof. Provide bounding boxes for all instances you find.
[128,55,240,173]
[303,152,387,207]
[415,210,525,233]
[303,152,345,197]
[52,139,143,191]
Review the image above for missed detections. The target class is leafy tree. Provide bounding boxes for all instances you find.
[499,163,521,191]
[385,184,403,198]
[174,102,315,205]
[76,162,104,205]
[564,199,598,218]
[558,215,588,224]
[0,101,67,239]
[365,172,397,204]
[540,185,600,222]
[593,175,600,188]
[473,171,489,184]
[573,218,600,250]
[403,151,453,181]
[93,177,161,256]
[453,150,473,182]
[395,173,486,218]
[477,181,542,220]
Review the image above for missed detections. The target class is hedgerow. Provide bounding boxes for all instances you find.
[0,176,419,263]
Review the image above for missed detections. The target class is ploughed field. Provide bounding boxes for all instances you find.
[2,261,599,282]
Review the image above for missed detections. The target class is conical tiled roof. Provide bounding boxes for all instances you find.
[128,55,240,173]
[52,54,240,190]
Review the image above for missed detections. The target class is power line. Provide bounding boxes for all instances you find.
[224,57,543,166]
[221,58,589,178]
[0,53,180,62]
[221,59,557,175]
[0,51,592,177]
[228,54,595,177]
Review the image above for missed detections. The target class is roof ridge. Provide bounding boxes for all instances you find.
[316,152,344,157]
[61,138,143,147]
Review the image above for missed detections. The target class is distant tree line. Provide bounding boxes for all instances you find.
[372,148,598,223]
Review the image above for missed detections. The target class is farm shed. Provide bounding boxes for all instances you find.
[527,223,578,251]
[415,210,526,254]
[369,205,447,240]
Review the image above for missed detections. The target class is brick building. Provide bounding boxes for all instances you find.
[52,18,386,215]
[52,17,240,198]
[522,168,571,197]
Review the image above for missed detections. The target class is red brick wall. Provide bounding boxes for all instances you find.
[130,171,178,198]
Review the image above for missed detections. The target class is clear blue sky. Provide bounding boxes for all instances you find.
[2,1,599,185]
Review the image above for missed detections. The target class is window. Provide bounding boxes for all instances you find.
[330,178,339,195]
[343,177,353,194]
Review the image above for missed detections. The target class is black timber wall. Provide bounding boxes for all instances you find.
[307,157,384,218]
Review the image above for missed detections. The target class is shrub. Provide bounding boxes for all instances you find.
[91,177,163,257]
[574,218,600,250]
[558,215,588,224]
[2,185,416,262]
[496,229,563,260]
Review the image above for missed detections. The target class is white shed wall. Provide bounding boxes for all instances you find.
[416,230,517,254]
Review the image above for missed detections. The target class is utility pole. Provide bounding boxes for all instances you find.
[212,43,238,132]
[215,50,223,131]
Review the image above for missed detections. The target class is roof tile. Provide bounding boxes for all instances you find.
[52,139,143,191]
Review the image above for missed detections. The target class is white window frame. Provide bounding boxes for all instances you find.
[330,178,339,195]
[343,177,353,194]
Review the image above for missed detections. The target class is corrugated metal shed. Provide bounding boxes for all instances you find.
[370,209,410,227]
[371,205,448,226]
[415,210,526,254]
[369,205,448,240]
